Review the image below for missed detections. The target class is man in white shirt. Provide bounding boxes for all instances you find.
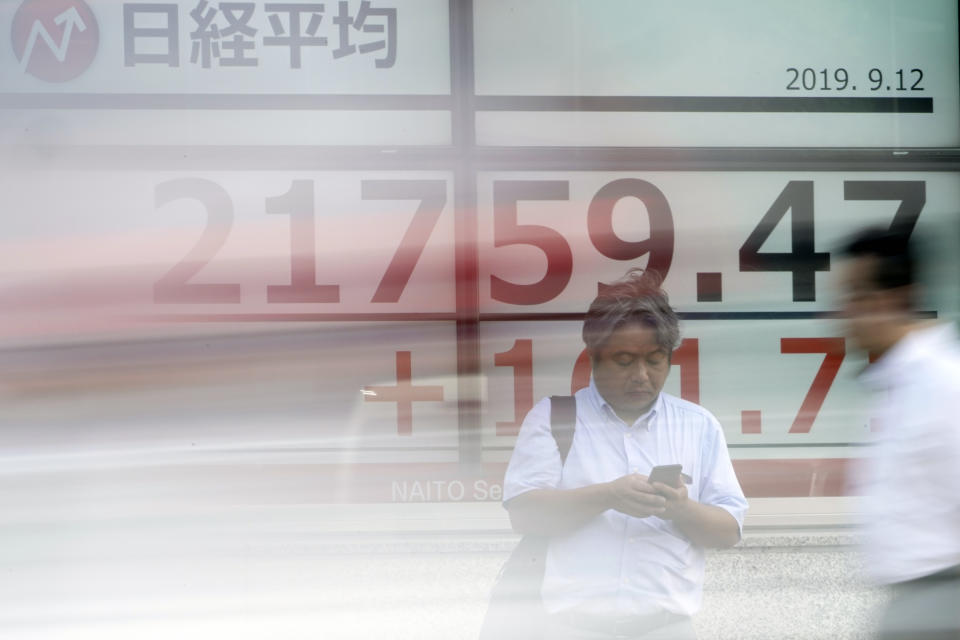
[838,227,960,640]
[503,269,747,639]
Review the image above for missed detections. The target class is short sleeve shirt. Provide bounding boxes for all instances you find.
[503,379,748,617]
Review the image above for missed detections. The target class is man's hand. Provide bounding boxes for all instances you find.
[606,474,667,518]
[648,481,741,548]
[649,480,691,521]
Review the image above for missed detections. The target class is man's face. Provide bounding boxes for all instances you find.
[591,322,670,423]
[836,256,900,353]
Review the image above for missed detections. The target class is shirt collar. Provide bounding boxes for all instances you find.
[587,376,663,430]
[859,322,959,391]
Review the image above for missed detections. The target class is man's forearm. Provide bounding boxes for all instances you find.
[670,501,741,548]
[506,485,614,536]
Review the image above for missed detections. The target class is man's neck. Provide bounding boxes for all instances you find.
[870,321,924,360]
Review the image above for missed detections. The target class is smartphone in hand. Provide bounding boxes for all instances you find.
[647,464,683,489]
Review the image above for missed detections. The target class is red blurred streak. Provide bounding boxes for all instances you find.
[673,338,700,404]
[493,339,533,436]
[363,351,444,436]
[570,348,592,394]
[741,410,763,434]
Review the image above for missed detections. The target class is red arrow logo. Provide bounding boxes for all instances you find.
[11,0,99,83]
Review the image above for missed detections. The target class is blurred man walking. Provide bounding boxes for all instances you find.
[838,227,960,640]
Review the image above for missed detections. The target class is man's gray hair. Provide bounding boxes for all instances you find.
[582,269,680,356]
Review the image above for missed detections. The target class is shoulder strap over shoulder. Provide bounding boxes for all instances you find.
[549,395,576,464]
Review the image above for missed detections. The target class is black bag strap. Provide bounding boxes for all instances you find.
[549,395,576,464]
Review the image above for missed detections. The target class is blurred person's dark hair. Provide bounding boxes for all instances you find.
[841,226,917,308]
[582,268,680,357]
[841,226,916,290]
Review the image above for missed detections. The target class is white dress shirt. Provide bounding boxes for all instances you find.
[503,378,748,617]
[853,322,960,584]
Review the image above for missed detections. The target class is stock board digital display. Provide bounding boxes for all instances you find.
[1,0,959,506]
